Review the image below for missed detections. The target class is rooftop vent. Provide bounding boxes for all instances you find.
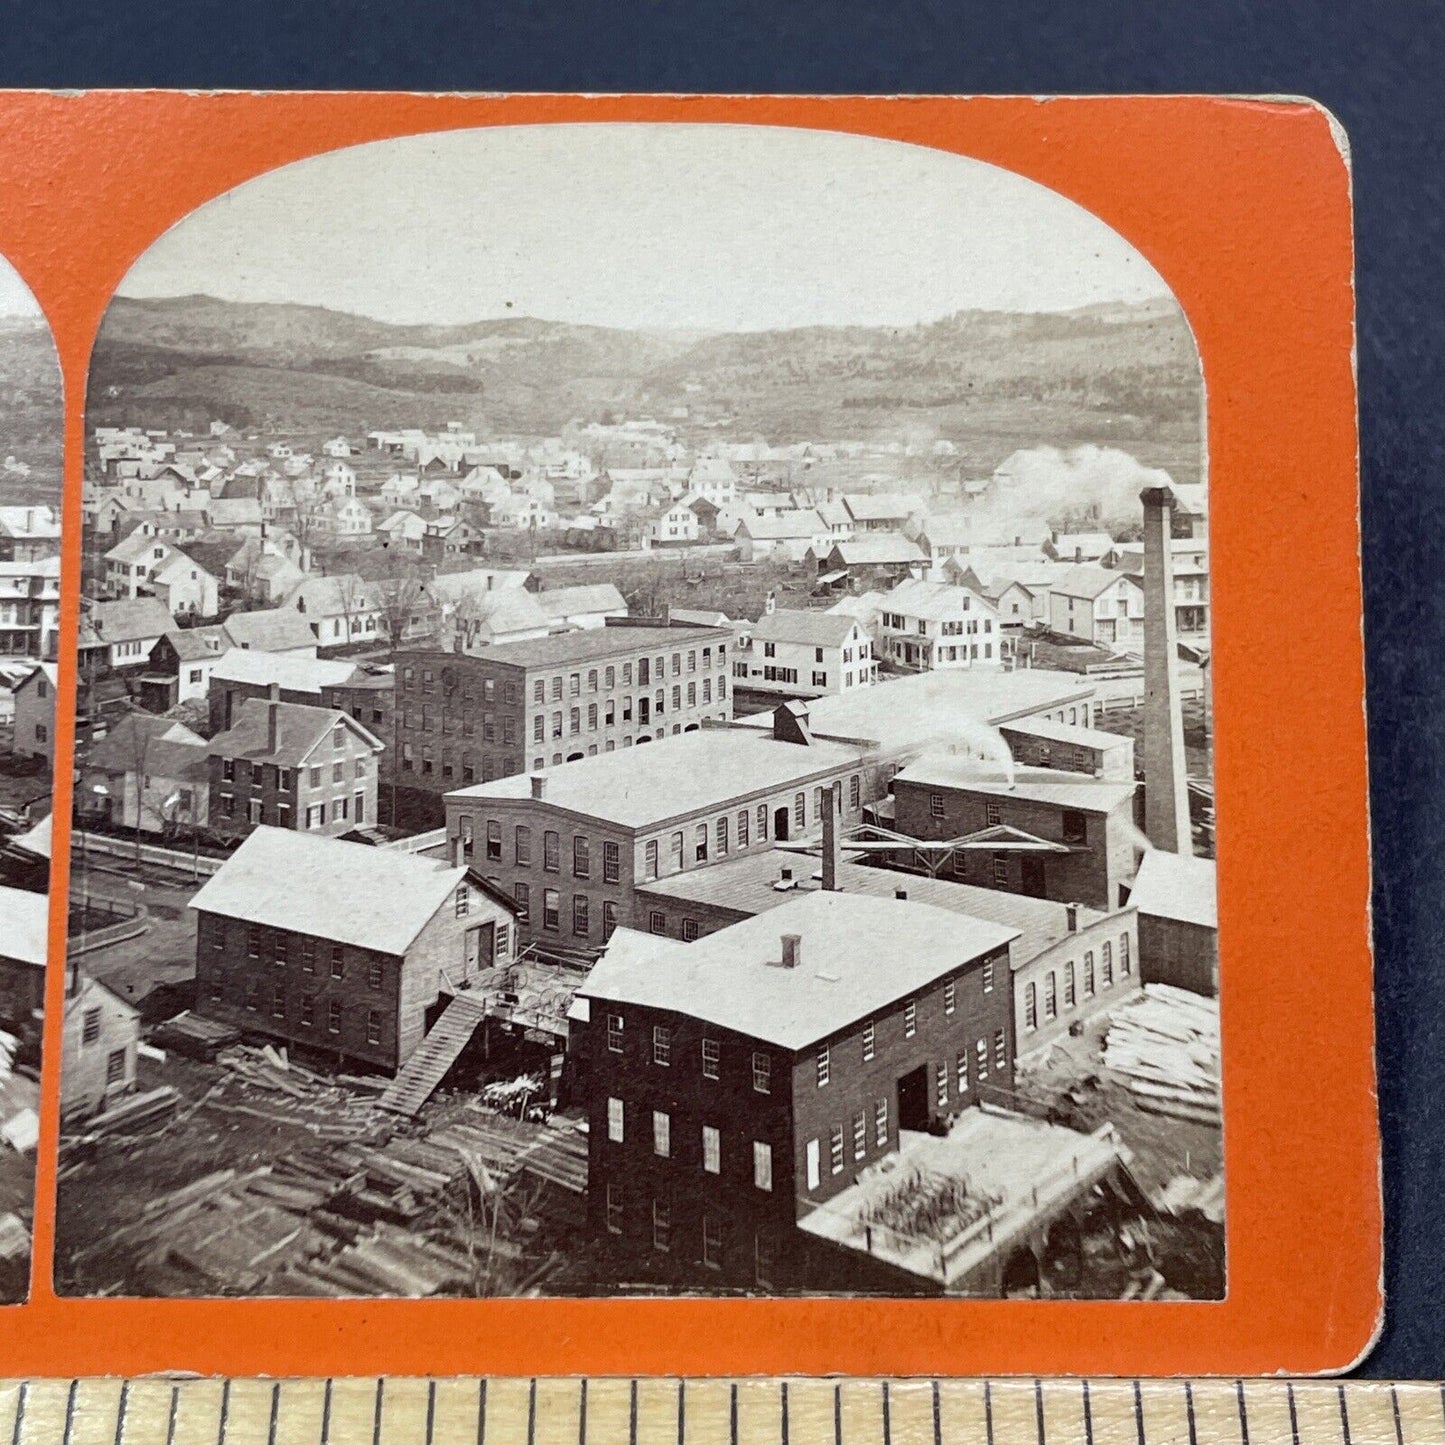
[781,933,802,969]
[530,775,545,800]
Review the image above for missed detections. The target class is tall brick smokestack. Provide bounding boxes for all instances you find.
[822,780,842,891]
[1141,484,1193,855]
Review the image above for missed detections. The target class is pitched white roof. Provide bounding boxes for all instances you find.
[581,890,1017,1051]
[209,649,359,694]
[0,886,49,968]
[1129,850,1217,929]
[190,826,471,954]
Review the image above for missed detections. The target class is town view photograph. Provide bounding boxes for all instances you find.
[56,123,1221,1300]
[0,257,62,1300]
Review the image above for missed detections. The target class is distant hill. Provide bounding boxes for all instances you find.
[89,294,1203,484]
[0,317,62,504]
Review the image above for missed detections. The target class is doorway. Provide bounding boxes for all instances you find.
[1021,856,1047,898]
[774,806,790,842]
[464,921,495,975]
[897,1063,930,1132]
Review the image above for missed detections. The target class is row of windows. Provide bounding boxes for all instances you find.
[528,680,725,741]
[219,754,367,788]
[399,668,519,706]
[1022,935,1132,1031]
[607,1099,774,1190]
[402,708,517,744]
[603,1187,773,1283]
[216,922,390,987]
[217,789,367,829]
[208,973,387,1044]
[529,649,727,706]
[606,1017,775,1091]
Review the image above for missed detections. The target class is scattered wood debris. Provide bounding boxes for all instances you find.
[1103,985,1220,1126]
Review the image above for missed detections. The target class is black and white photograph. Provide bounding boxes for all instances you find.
[57,123,1221,1301]
[0,257,62,1300]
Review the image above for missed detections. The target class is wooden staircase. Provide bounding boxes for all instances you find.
[377,993,489,1117]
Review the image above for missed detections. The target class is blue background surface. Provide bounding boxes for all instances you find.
[1,0,1440,1377]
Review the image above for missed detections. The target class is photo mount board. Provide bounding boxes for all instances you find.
[4,91,1376,1377]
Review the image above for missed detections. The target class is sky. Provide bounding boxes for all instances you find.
[119,123,1175,333]
[0,258,41,319]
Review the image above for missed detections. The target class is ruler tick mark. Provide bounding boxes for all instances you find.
[11,1380,26,1445]
[932,1381,941,1445]
[630,1379,638,1445]
[1034,1380,1045,1445]
[1133,1381,1145,1445]
[1286,1384,1298,1445]
[578,1380,586,1445]
[882,1382,891,1445]
[62,1381,77,1445]
[1390,1385,1404,1445]
[833,1384,841,1445]
[321,1380,333,1445]
[1235,1382,1248,1445]
[372,1379,385,1445]
[781,1383,789,1445]
[114,1381,130,1445]
[986,1381,995,1445]
[730,1383,738,1445]
[267,1383,279,1445]
[165,1386,179,1445]
[528,1381,537,1445]
[425,1382,436,1445]
[478,1379,487,1445]
[677,1380,684,1445]
[1082,1380,1094,1445]
[1185,1382,1196,1445]
[219,1379,232,1445]
[1339,1385,1352,1445]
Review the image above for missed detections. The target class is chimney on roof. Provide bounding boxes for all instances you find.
[780,865,794,884]
[821,780,842,892]
[772,701,813,747]
[452,833,466,867]
[781,933,802,969]
[267,699,280,755]
[530,774,546,801]
[1066,902,1079,933]
[895,886,908,901]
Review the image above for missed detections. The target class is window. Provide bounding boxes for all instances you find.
[106,1048,127,1086]
[573,894,589,936]
[816,1047,830,1087]
[986,800,1002,827]
[737,809,749,848]
[1045,971,1058,1020]
[513,882,530,922]
[752,1051,771,1093]
[982,959,995,993]
[587,702,598,730]
[702,1038,720,1079]
[573,835,590,879]
[693,823,708,863]
[649,910,667,935]
[1084,952,1096,997]
[670,831,683,870]
[956,1049,968,1094]
[753,1141,773,1192]
[702,1214,722,1269]
[551,712,562,739]
[1102,941,1114,986]
[944,980,956,1015]
[367,957,384,989]
[644,839,659,880]
[904,1000,916,1038]
[82,1008,101,1046]
[994,1030,1006,1068]
[606,1183,623,1234]
[244,979,260,1012]
[533,715,544,743]
[543,830,560,872]
[794,793,805,829]
[454,882,470,918]
[272,931,288,966]
[327,1000,342,1035]
[602,900,618,939]
[754,1232,775,1289]
[652,1110,671,1158]
[247,924,261,959]
[853,1113,866,1161]
[1061,809,1088,846]
[849,774,860,809]
[1064,961,1077,1007]
[701,1124,722,1175]
[569,673,580,697]
[1120,933,1131,975]
[976,1038,988,1082]
[569,707,580,735]
[515,825,531,865]
[603,840,620,883]
[929,792,945,818]
[862,1021,875,1062]
[653,1025,671,1066]
[757,804,768,841]
[829,1126,844,1175]
[716,815,728,855]
[992,857,1009,886]
[937,1062,949,1107]
[366,1009,383,1045]
[874,1097,888,1147]
[607,1097,624,1143]
[543,889,560,931]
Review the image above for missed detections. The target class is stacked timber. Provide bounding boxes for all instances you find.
[151,1012,242,1060]
[1103,985,1220,1126]
[80,1086,181,1138]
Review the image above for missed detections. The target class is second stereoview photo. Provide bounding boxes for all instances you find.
[57,123,1220,1301]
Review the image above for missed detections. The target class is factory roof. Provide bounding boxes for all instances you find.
[209,648,359,695]
[534,583,627,619]
[895,752,1138,814]
[191,826,476,955]
[448,727,865,830]
[581,890,1018,1051]
[1128,850,1217,930]
[635,846,1102,964]
[456,622,730,670]
[999,716,1134,751]
[733,670,1097,752]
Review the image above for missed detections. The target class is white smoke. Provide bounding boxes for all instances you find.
[987,445,1179,530]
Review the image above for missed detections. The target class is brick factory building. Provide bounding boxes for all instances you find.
[190,827,519,1073]
[577,889,1018,1292]
[391,622,733,823]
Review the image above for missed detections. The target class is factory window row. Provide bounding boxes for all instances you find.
[603,1185,773,1284]
[219,755,368,789]
[221,920,391,988]
[603,1013,773,1094]
[1021,933,1132,1033]
[398,746,519,784]
[805,1096,892,1190]
[401,707,518,745]
[604,1097,774,1194]
[524,648,727,709]
[400,667,521,707]
[205,972,384,1044]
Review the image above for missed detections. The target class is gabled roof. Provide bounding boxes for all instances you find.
[581,890,1017,1051]
[1128,849,1217,929]
[842,493,920,523]
[160,625,231,663]
[286,574,375,618]
[739,509,825,540]
[880,578,993,622]
[13,661,57,693]
[85,713,207,777]
[104,531,176,566]
[189,826,491,955]
[208,698,382,768]
[80,597,175,647]
[207,497,264,527]
[749,608,860,648]
[829,536,926,566]
[535,583,627,620]
[209,648,359,694]
[221,607,319,653]
[1049,565,1141,602]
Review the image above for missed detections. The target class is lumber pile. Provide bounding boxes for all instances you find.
[82,1085,181,1137]
[516,1121,588,1195]
[1103,986,1220,1126]
[151,1011,242,1061]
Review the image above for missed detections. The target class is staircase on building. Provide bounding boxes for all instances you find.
[377,992,489,1116]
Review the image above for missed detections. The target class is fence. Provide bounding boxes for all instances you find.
[73,831,224,877]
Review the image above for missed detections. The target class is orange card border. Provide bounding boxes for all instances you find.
[0,90,1378,1377]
